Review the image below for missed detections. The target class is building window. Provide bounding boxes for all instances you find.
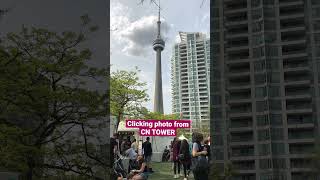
[271,128,283,140]
[312,7,320,18]
[255,73,266,85]
[253,34,264,46]
[251,0,261,7]
[268,85,280,97]
[213,135,223,145]
[259,144,270,155]
[269,99,282,110]
[260,159,272,169]
[267,72,280,83]
[213,149,224,160]
[266,59,279,70]
[252,0,261,7]
[264,20,276,31]
[265,32,277,43]
[258,129,270,141]
[253,47,265,58]
[270,114,282,125]
[263,0,274,5]
[257,101,268,112]
[253,21,263,32]
[272,143,285,155]
[213,109,222,118]
[257,115,269,126]
[264,7,275,18]
[266,46,278,57]
[213,21,219,29]
[273,158,286,168]
[254,60,266,72]
[252,8,262,20]
[256,87,266,98]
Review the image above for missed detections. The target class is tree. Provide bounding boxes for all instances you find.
[0,15,108,179]
[110,67,149,132]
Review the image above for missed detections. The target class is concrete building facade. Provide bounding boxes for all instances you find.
[211,0,320,179]
[171,32,210,130]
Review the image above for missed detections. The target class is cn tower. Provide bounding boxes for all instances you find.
[152,0,165,114]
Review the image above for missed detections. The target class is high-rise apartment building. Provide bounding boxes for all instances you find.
[211,0,320,179]
[171,32,210,130]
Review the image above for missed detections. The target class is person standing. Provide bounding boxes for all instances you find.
[111,133,119,180]
[172,137,181,178]
[191,132,208,180]
[131,139,138,153]
[179,139,191,180]
[142,137,153,172]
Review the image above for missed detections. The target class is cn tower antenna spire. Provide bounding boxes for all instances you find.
[157,0,161,38]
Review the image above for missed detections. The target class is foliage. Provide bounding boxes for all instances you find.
[0,15,107,179]
[209,162,235,180]
[110,67,149,130]
[142,112,179,120]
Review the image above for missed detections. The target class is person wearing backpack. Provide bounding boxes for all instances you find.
[179,139,191,180]
[191,132,209,180]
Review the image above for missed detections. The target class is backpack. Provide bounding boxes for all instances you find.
[191,143,208,172]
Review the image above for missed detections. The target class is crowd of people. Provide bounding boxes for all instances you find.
[111,132,210,180]
[111,133,154,180]
[168,132,210,180]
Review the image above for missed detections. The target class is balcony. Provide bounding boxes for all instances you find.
[226,24,248,36]
[281,31,305,43]
[230,131,253,143]
[290,158,313,169]
[284,73,310,84]
[289,143,315,155]
[280,17,305,29]
[230,119,253,130]
[224,0,247,10]
[232,160,255,170]
[282,44,306,56]
[287,114,314,125]
[228,91,251,102]
[229,78,250,88]
[283,60,308,69]
[286,98,311,110]
[228,49,249,61]
[231,146,254,157]
[280,4,304,16]
[279,0,304,5]
[288,128,314,140]
[227,37,249,50]
[285,88,311,100]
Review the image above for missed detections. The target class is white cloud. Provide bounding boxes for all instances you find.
[121,16,171,56]
[111,1,171,57]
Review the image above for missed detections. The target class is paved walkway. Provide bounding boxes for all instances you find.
[148,162,194,180]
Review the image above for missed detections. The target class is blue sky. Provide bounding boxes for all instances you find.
[110,0,210,114]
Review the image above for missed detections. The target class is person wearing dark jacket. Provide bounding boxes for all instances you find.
[142,137,153,172]
[192,132,208,180]
[179,139,191,180]
[172,137,181,178]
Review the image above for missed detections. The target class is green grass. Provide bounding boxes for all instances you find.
[148,162,194,180]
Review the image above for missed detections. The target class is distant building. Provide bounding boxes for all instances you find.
[211,0,320,179]
[171,32,210,130]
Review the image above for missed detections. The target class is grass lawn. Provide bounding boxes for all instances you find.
[148,162,194,180]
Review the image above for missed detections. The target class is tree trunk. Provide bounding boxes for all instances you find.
[115,112,122,133]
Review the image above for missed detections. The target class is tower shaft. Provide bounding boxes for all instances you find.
[154,49,163,113]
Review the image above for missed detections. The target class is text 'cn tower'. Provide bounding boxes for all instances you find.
[152,0,165,114]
